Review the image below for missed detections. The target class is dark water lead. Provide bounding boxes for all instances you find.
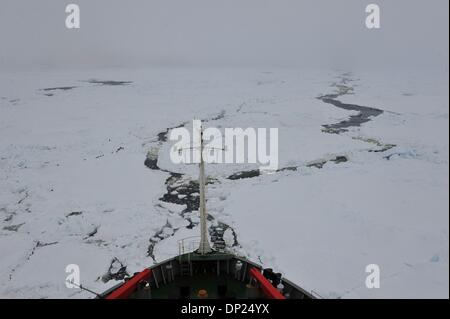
[319,94,383,134]
[86,79,133,86]
[41,86,78,93]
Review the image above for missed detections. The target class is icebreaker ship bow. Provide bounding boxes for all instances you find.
[99,125,315,299]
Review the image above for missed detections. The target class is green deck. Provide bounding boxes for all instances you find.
[151,273,249,299]
[178,251,235,262]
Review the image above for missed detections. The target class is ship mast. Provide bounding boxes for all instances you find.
[197,127,212,255]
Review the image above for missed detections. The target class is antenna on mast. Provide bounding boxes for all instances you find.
[197,122,212,255]
[173,120,225,255]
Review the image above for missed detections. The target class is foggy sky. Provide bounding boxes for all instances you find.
[0,0,448,70]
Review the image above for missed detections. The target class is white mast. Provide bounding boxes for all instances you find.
[197,126,212,255]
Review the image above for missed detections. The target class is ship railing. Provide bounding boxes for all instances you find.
[178,236,201,260]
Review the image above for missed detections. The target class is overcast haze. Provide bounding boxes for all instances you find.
[0,0,448,70]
